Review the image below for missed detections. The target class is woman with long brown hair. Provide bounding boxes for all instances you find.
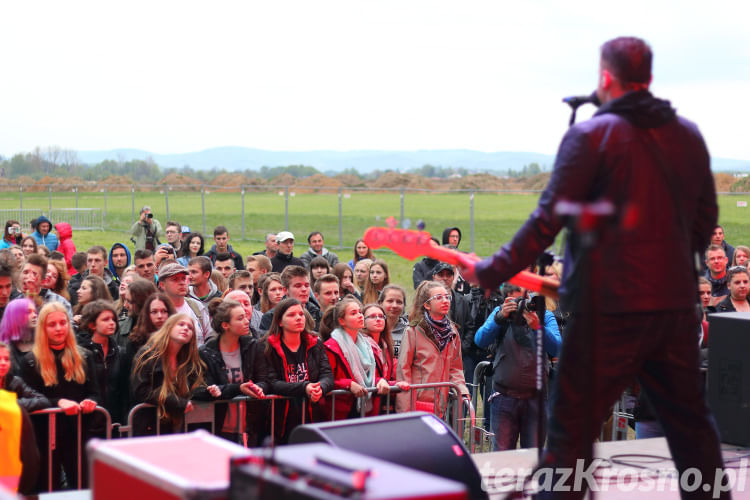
[347,238,373,270]
[362,259,390,305]
[131,313,207,435]
[259,272,285,313]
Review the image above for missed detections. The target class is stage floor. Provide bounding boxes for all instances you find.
[473,438,750,499]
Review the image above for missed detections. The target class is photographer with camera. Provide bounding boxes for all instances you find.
[130,206,162,252]
[474,283,561,451]
[0,220,24,249]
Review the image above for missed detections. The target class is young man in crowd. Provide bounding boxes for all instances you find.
[214,253,236,280]
[246,255,271,304]
[133,249,156,283]
[68,246,120,306]
[228,270,254,297]
[31,215,59,251]
[300,231,339,268]
[188,256,222,304]
[313,273,340,313]
[0,262,22,321]
[705,244,729,306]
[108,243,131,284]
[259,265,320,332]
[205,225,244,270]
[158,262,214,345]
[164,220,184,254]
[270,231,304,273]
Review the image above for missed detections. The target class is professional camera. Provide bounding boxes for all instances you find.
[496,294,546,327]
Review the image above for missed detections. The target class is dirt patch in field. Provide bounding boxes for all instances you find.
[99,176,136,191]
[210,173,264,192]
[371,172,437,190]
[157,174,202,191]
[716,173,739,192]
[268,174,297,187]
[334,174,368,188]
[293,174,343,193]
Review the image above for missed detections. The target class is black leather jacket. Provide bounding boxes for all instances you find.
[475,91,717,314]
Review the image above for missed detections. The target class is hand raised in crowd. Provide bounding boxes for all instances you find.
[305,381,323,402]
[80,399,97,414]
[376,378,391,395]
[349,381,367,397]
[240,380,265,399]
[207,384,221,398]
[58,398,81,415]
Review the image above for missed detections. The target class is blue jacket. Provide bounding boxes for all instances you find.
[108,243,132,282]
[31,216,59,251]
[475,306,561,357]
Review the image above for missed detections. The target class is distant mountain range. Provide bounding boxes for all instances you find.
[75,146,750,173]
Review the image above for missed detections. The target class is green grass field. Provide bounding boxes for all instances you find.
[2,189,748,300]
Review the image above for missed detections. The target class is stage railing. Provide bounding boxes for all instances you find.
[30,406,111,492]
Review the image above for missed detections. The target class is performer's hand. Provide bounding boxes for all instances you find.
[455,252,481,286]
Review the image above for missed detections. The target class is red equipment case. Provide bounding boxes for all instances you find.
[88,430,250,500]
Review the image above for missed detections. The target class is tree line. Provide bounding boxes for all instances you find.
[0,146,547,181]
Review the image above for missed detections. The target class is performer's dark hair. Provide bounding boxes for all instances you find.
[600,36,652,84]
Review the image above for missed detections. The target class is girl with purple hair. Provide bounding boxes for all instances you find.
[0,298,37,377]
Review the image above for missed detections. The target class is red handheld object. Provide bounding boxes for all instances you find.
[363,226,559,299]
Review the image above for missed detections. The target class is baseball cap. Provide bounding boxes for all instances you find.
[432,262,455,276]
[277,231,295,242]
[158,262,188,281]
[181,225,191,234]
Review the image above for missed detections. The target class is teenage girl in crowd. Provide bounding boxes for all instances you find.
[323,297,396,420]
[333,262,360,301]
[73,276,112,326]
[43,260,71,301]
[200,299,267,445]
[21,236,38,258]
[0,298,37,376]
[177,232,205,267]
[0,220,23,249]
[362,259,390,305]
[396,281,469,415]
[76,300,126,425]
[731,245,750,268]
[361,303,398,380]
[263,298,334,442]
[116,278,157,349]
[347,238,374,270]
[259,273,285,313]
[353,259,372,294]
[377,284,408,358]
[130,313,207,435]
[21,303,100,491]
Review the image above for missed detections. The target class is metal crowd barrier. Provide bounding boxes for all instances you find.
[30,406,112,492]
[469,360,495,452]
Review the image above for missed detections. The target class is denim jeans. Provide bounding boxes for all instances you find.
[489,393,545,451]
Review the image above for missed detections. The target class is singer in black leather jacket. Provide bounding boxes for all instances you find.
[461,36,726,499]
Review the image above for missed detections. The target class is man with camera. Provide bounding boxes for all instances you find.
[474,283,561,451]
[130,205,162,251]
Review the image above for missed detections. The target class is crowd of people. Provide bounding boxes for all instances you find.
[0,206,740,493]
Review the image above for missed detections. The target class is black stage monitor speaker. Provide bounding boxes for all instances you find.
[708,312,750,446]
[289,412,488,500]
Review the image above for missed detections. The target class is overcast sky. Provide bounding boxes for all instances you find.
[2,1,748,161]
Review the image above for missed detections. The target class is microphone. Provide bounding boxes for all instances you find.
[562,91,600,108]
